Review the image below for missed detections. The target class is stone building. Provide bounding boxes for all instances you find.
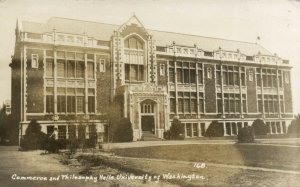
[10,16,293,142]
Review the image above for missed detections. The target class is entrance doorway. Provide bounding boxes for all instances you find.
[141,116,155,133]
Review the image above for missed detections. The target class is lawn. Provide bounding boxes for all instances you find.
[112,144,300,171]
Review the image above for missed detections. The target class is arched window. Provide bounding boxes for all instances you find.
[124,36,144,50]
[124,35,145,82]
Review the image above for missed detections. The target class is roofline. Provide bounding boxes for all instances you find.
[22,16,261,45]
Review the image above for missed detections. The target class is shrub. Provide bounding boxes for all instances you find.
[237,126,255,143]
[169,119,185,140]
[111,118,133,142]
[204,121,224,137]
[252,119,268,135]
[163,130,171,140]
[20,120,47,150]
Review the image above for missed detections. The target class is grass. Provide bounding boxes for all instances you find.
[112,144,300,171]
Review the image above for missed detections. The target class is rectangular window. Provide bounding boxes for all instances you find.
[76,61,85,78]
[216,70,221,85]
[190,99,197,113]
[46,95,54,113]
[198,67,203,84]
[224,94,229,113]
[169,68,175,83]
[78,125,86,140]
[177,68,183,83]
[46,59,54,77]
[190,69,196,84]
[87,62,94,79]
[58,126,66,139]
[242,94,247,113]
[184,98,190,113]
[67,60,75,78]
[217,93,222,113]
[46,87,54,113]
[57,60,65,78]
[199,92,204,113]
[57,95,66,113]
[178,98,183,113]
[68,125,76,140]
[170,98,176,113]
[256,68,261,87]
[88,125,97,139]
[77,96,85,113]
[88,88,95,113]
[67,96,76,113]
[193,123,198,137]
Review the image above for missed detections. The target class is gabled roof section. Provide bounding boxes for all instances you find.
[118,14,148,34]
[20,16,273,56]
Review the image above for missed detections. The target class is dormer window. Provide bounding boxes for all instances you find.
[31,54,38,69]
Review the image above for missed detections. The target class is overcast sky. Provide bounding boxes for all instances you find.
[0,0,299,114]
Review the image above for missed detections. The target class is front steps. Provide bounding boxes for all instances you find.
[141,131,161,141]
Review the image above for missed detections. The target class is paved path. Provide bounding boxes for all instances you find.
[101,138,300,150]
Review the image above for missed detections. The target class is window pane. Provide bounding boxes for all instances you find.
[46,59,54,77]
[76,61,84,78]
[57,60,65,77]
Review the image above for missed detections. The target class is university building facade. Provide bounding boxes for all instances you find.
[10,16,293,142]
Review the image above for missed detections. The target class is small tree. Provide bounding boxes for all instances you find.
[20,119,47,150]
[204,121,224,137]
[252,119,268,135]
[169,118,185,140]
[288,114,300,135]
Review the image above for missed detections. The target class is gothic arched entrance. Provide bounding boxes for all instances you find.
[140,99,156,134]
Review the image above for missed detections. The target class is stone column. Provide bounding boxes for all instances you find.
[223,122,227,136]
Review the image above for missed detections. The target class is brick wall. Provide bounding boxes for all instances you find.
[246,67,257,113]
[204,64,216,113]
[26,49,44,113]
[283,70,293,113]
[157,59,168,86]
[96,55,111,113]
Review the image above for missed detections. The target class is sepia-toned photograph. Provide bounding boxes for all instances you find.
[0,0,300,186]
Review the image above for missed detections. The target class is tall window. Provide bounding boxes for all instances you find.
[169,66,175,83]
[199,92,204,113]
[88,89,95,113]
[76,61,85,78]
[57,88,66,113]
[198,63,203,84]
[67,88,76,113]
[67,60,75,78]
[169,91,176,113]
[124,36,144,82]
[76,88,85,113]
[87,62,94,79]
[46,59,54,77]
[46,87,54,113]
[57,60,65,78]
